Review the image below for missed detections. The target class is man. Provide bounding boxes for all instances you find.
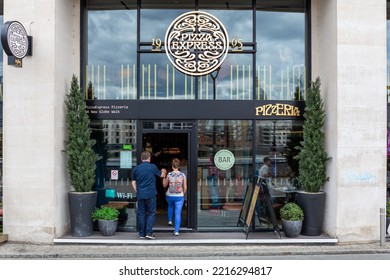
[255,157,272,225]
[132,151,166,239]
[259,157,272,179]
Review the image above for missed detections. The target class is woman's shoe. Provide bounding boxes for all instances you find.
[168,221,173,226]
[174,231,179,236]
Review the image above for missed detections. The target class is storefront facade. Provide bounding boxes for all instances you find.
[1,0,387,244]
[83,0,308,233]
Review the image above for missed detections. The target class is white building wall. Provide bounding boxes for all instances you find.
[312,0,387,242]
[2,0,80,243]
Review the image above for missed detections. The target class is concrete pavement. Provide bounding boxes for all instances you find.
[0,240,390,259]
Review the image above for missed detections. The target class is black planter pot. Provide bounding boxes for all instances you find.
[68,191,97,237]
[98,219,118,236]
[386,217,390,235]
[296,191,326,236]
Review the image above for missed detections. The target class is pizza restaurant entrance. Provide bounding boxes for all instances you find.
[142,131,191,231]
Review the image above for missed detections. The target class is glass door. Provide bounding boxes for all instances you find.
[197,120,254,230]
[141,121,195,231]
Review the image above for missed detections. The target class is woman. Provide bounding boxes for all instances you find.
[162,158,187,236]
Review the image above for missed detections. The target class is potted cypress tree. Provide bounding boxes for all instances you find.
[65,75,101,237]
[294,77,330,236]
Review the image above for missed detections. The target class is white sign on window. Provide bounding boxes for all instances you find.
[120,151,132,169]
[111,170,119,180]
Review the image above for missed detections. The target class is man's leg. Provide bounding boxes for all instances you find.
[145,196,156,236]
[137,199,147,238]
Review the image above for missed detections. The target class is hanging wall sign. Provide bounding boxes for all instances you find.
[1,21,32,67]
[165,11,229,76]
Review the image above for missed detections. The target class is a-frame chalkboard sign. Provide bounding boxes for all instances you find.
[237,183,253,228]
[238,177,281,239]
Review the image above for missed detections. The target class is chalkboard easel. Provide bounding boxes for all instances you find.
[238,178,281,239]
[237,183,254,228]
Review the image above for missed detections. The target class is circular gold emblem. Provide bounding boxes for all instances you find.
[165,11,229,76]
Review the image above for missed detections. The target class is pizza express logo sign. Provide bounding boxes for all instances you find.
[165,11,229,76]
[1,21,29,59]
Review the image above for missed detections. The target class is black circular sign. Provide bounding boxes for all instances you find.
[1,21,29,59]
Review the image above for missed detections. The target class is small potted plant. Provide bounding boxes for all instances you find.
[280,202,304,238]
[92,206,120,236]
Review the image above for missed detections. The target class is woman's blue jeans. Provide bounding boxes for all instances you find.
[166,195,184,232]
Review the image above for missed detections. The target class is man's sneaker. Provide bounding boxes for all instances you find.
[174,231,179,236]
[168,221,173,226]
[139,236,145,239]
[145,234,156,240]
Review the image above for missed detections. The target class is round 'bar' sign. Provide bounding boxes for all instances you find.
[165,11,229,76]
[1,21,29,59]
[214,149,235,171]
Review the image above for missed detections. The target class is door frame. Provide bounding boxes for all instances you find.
[137,120,197,230]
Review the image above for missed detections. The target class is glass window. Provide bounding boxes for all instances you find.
[199,55,254,100]
[140,0,195,9]
[256,11,306,101]
[256,0,305,12]
[86,0,137,10]
[140,9,187,42]
[87,10,137,100]
[204,9,254,100]
[254,120,303,228]
[86,2,306,101]
[140,9,197,100]
[199,0,252,10]
[206,9,253,42]
[197,120,253,228]
[91,120,138,230]
[139,53,196,99]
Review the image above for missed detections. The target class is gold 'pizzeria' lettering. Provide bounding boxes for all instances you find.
[255,104,301,117]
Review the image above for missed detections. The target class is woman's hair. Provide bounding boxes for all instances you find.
[172,158,180,169]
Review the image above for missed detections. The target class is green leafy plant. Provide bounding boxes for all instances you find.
[65,75,101,192]
[280,202,304,221]
[386,201,390,217]
[294,77,330,193]
[92,206,120,221]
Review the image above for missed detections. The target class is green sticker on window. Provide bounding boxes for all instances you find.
[214,149,235,171]
[123,144,132,150]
